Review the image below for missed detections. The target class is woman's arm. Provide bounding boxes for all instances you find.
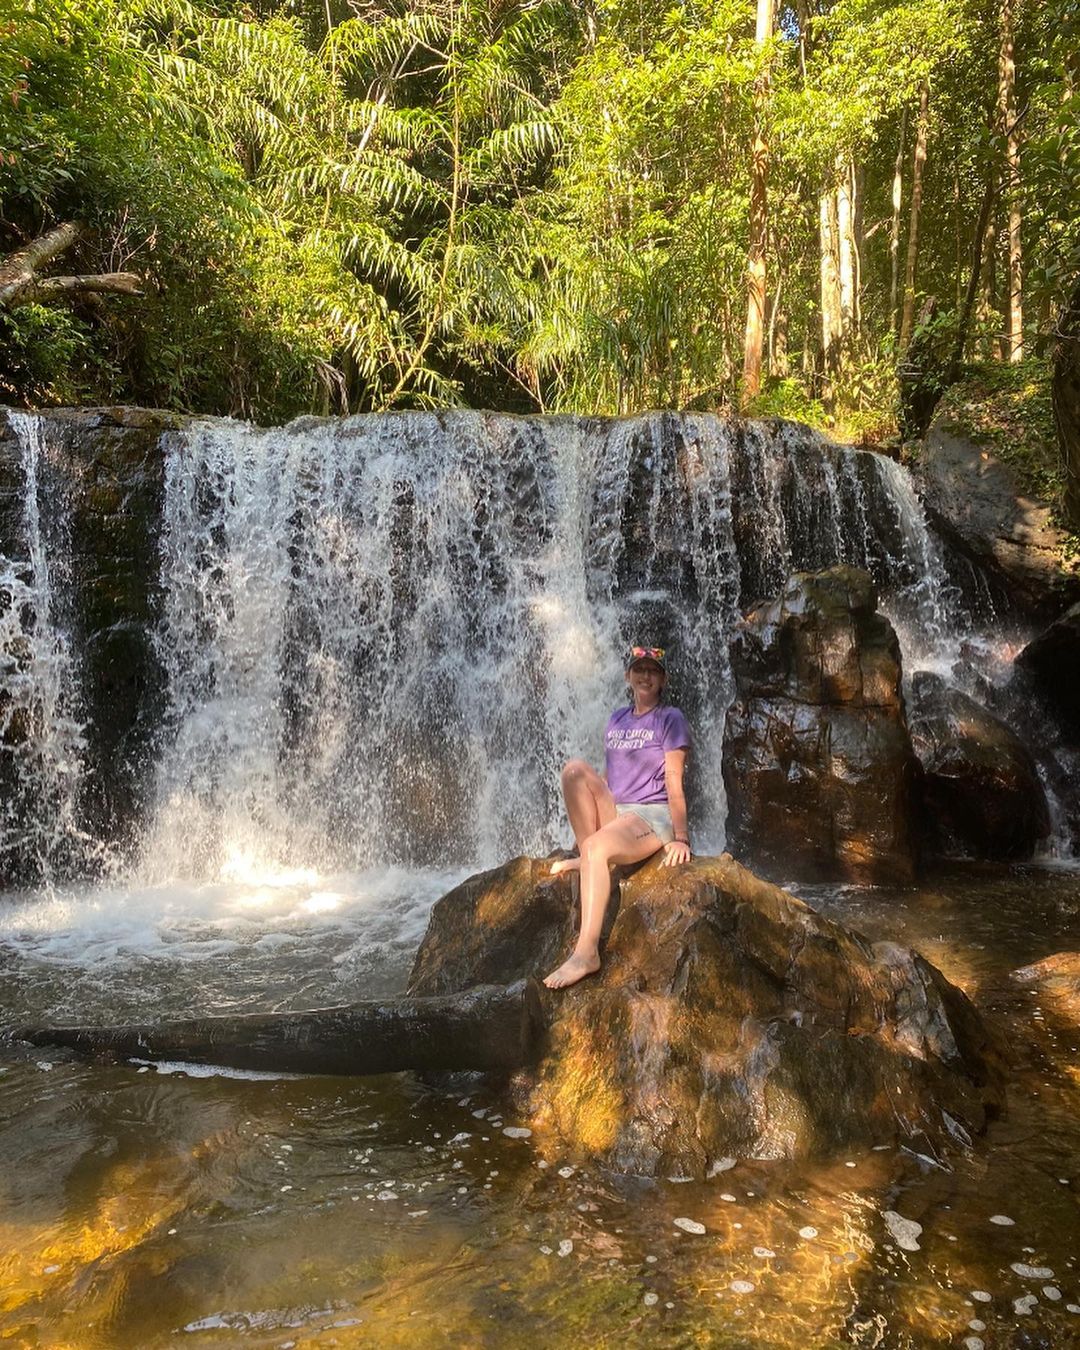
[662,749,691,865]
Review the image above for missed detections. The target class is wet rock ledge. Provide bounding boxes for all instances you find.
[410,852,1003,1178]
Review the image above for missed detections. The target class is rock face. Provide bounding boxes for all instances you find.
[915,418,1080,619]
[909,673,1050,860]
[1015,601,1080,742]
[722,565,919,884]
[410,853,1002,1176]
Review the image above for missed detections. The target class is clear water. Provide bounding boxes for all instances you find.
[2,862,1080,1347]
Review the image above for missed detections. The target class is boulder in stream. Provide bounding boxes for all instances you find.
[409,852,1002,1176]
[908,672,1050,861]
[1015,600,1080,743]
[722,565,919,884]
[914,416,1080,619]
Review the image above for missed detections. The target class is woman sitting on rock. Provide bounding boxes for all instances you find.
[543,645,692,990]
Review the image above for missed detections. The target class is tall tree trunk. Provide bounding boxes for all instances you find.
[741,0,775,401]
[890,110,906,337]
[819,187,841,398]
[999,0,1023,362]
[981,212,1000,358]
[899,80,929,350]
[837,156,861,348]
[852,159,864,338]
[948,174,997,381]
[1052,281,1080,528]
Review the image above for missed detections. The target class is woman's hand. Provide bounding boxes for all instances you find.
[661,838,691,866]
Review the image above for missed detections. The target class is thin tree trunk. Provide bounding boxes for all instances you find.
[949,174,997,380]
[981,212,1000,358]
[837,156,860,347]
[999,0,1023,361]
[742,0,775,401]
[899,80,929,350]
[851,159,864,338]
[819,187,841,398]
[890,110,906,336]
[767,274,788,377]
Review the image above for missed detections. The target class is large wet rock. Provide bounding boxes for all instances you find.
[915,417,1080,619]
[908,673,1050,861]
[722,565,919,884]
[410,853,1002,1176]
[1015,601,1080,742]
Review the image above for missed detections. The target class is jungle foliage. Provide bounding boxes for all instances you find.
[1,0,1078,430]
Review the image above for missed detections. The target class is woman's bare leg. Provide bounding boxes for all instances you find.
[543,814,662,989]
[549,759,617,875]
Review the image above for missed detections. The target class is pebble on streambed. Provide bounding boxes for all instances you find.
[882,1211,922,1252]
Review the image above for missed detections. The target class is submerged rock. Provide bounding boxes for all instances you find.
[1012,952,1080,1027]
[722,565,919,884]
[410,852,1002,1176]
[909,673,1050,861]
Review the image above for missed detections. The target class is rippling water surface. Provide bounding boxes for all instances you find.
[2,862,1080,1348]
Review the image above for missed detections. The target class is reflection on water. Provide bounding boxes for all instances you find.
[3,863,1080,1347]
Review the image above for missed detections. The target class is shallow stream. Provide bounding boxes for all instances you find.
[2,861,1079,1349]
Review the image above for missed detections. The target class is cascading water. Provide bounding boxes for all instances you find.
[0,412,93,882]
[136,412,981,887]
[139,412,741,882]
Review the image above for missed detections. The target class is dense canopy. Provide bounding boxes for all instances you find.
[1,0,1077,434]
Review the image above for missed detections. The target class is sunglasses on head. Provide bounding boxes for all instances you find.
[629,646,665,663]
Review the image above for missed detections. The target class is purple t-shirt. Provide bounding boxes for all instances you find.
[604,704,691,805]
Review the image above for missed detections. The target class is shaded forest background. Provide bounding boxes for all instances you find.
[1,0,1078,453]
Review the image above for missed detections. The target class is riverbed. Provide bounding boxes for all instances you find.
[2,862,1079,1348]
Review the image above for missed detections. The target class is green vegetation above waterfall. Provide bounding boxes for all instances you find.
[2,0,1079,433]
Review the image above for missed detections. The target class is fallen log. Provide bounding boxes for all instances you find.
[13,979,545,1077]
[0,221,142,308]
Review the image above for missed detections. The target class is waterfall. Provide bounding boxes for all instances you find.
[138,413,742,879]
[0,413,93,880]
[0,409,1056,885]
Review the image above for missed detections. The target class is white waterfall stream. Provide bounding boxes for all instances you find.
[0,413,92,880]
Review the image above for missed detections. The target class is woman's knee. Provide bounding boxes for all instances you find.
[580,830,615,863]
[561,758,593,784]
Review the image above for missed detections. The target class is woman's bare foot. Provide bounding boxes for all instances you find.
[542,951,601,989]
[549,856,581,875]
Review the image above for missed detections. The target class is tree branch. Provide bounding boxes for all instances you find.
[0,221,85,304]
[0,222,143,308]
[7,272,145,305]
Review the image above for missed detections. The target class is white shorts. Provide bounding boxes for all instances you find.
[615,802,675,844]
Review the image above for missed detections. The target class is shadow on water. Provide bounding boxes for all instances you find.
[2,861,1080,1347]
